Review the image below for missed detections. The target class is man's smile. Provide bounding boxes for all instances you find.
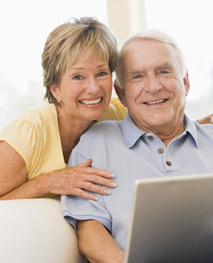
[143,98,168,105]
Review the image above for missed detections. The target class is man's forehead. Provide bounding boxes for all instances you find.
[128,62,174,72]
[123,38,177,69]
[123,38,173,55]
[123,37,159,51]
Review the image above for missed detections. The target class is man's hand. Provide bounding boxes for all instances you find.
[196,114,213,125]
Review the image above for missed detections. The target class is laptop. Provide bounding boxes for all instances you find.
[124,173,213,263]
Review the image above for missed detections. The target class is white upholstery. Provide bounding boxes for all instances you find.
[0,198,87,263]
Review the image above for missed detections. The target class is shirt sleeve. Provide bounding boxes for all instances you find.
[61,151,112,232]
[0,118,45,174]
[97,97,127,122]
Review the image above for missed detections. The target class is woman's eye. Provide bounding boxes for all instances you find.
[73,75,82,80]
[97,71,108,77]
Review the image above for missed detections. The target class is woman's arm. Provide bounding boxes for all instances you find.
[0,141,116,200]
[77,220,124,263]
[196,114,213,125]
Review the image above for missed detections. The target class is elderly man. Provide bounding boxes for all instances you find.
[61,30,213,263]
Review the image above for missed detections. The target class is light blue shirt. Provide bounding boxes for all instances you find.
[61,114,213,250]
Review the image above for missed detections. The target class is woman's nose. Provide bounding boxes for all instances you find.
[85,77,100,94]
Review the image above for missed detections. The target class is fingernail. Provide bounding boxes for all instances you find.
[109,173,115,178]
[93,196,99,201]
[110,182,117,187]
[104,189,111,195]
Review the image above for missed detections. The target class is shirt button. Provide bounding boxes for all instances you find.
[147,136,153,141]
[166,161,172,166]
[158,148,164,154]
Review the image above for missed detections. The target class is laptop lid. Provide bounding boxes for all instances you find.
[124,173,213,263]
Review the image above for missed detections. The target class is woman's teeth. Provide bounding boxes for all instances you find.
[80,98,102,105]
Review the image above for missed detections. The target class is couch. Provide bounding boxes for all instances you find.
[0,198,87,263]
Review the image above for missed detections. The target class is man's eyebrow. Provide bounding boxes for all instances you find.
[128,68,145,74]
[156,62,174,70]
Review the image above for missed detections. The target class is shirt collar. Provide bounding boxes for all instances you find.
[184,114,199,147]
[119,113,146,148]
[119,113,199,148]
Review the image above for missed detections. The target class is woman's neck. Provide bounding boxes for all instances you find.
[56,107,95,163]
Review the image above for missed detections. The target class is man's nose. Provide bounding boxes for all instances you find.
[144,75,162,93]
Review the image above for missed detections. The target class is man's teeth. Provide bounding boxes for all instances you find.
[80,98,102,105]
[145,99,167,105]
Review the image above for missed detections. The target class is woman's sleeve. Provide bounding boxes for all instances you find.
[0,119,45,174]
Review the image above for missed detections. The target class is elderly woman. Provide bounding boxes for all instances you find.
[0,17,126,200]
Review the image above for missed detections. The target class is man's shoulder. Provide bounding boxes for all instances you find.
[191,121,213,148]
[84,120,121,137]
[73,120,123,156]
[195,122,213,135]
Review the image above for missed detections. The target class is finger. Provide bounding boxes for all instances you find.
[77,158,92,167]
[80,176,117,189]
[72,188,99,201]
[81,181,113,195]
[82,166,115,178]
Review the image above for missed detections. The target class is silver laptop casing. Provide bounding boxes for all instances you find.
[124,174,213,263]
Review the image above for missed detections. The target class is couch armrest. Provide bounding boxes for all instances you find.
[0,198,87,263]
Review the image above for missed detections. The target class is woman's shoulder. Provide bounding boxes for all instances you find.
[97,97,127,122]
[14,103,57,132]
[19,103,56,122]
[0,103,57,141]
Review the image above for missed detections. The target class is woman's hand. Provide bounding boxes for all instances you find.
[0,141,116,200]
[45,159,117,200]
[196,114,213,125]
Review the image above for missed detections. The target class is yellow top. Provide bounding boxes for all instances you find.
[0,98,126,181]
[97,97,126,122]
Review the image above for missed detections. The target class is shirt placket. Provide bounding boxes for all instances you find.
[144,134,178,175]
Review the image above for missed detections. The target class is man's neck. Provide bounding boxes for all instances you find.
[155,123,185,147]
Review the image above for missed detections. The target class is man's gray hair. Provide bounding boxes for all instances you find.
[115,29,186,88]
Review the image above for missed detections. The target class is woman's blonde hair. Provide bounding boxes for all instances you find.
[42,17,118,104]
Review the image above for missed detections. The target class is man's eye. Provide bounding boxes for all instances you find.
[133,74,143,79]
[161,70,170,74]
[73,75,82,80]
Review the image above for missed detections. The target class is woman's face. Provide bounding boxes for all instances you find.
[51,52,113,123]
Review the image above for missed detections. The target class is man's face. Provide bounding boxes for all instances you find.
[118,38,190,133]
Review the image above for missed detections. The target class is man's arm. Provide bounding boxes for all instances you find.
[77,220,125,263]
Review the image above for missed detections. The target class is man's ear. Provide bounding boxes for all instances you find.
[114,81,127,107]
[183,70,190,96]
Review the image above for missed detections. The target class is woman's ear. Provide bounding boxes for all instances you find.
[50,85,61,103]
[114,80,127,107]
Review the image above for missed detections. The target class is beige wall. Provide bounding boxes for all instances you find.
[106,0,146,47]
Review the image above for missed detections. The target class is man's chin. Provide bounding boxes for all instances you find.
[142,116,175,131]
